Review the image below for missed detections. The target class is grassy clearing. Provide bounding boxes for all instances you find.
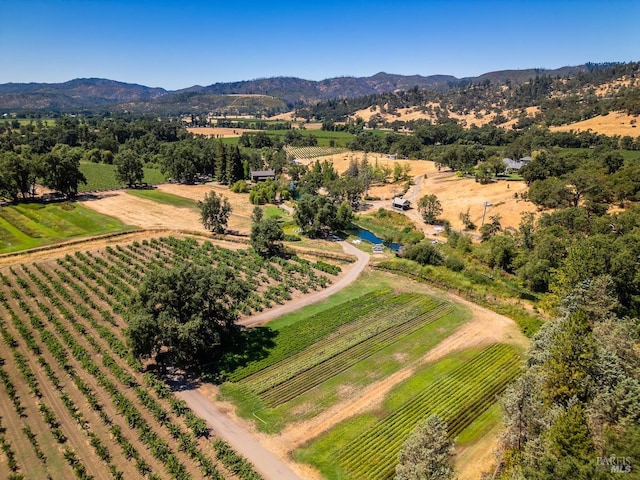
[456,402,502,446]
[263,205,289,219]
[295,344,522,479]
[125,189,199,208]
[263,129,355,147]
[0,202,134,253]
[79,162,166,192]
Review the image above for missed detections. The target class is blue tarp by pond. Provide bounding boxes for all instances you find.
[356,228,402,251]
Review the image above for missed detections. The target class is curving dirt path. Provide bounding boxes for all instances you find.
[240,241,369,327]
[175,241,370,480]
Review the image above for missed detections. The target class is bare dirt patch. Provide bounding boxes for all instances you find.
[187,126,257,138]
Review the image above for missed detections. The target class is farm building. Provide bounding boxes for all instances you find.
[250,170,276,182]
[502,156,532,173]
[392,197,411,210]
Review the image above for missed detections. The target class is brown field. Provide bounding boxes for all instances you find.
[348,105,540,129]
[187,126,257,138]
[550,111,640,137]
[308,152,536,232]
[81,184,254,233]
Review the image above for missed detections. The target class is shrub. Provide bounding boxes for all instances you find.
[402,241,444,266]
[444,256,465,272]
[230,180,250,193]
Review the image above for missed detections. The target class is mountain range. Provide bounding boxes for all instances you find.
[0,65,589,115]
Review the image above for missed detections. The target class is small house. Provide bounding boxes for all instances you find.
[250,170,276,182]
[502,156,532,173]
[392,197,410,210]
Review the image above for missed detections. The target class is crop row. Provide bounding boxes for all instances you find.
[4,268,193,478]
[0,301,100,479]
[243,299,445,393]
[0,251,263,479]
[284,146,344,159]
[260,303,452,407]
[239,292,429,389]
[337,344,521,479]
[227,288,400,381]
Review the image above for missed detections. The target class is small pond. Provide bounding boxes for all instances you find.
[356,228,402,252]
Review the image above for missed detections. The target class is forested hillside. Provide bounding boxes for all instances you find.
[298,62,640,129]
[4,63,632,117]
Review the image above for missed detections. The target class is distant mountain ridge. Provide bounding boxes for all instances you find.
[0,65,590,114]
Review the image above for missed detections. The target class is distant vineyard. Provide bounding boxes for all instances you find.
[285,145,346,159]
[0,236,338,479]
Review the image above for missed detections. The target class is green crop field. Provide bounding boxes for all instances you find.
[296,343,522,479]
[125,189,198,208]
[219,279,469,433]
[265,129,355,147]
[0,202,135,253]
[79,162,166,192]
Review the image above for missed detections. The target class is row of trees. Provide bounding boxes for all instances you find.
[0,115,299,201]
[0,144,86,199]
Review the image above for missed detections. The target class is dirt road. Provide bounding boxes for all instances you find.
[175,386,302,480]
[178,240,369,480]
[240,241,370,327]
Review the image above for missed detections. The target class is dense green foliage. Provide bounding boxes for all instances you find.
[199,192,231,233]
[499,277,640,479]
[395,415,455,480]
[250,206,284,257]
[417,194,442,224]
[127,263,248,368]
[294,193,352,238]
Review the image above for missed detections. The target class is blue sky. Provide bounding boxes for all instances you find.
[1,0,638,90]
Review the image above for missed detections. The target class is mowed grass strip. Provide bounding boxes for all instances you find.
[0,202,134,253]
[259,304,452,408]
[125,189,199,208]
[297,344,521,480]
[79,161,166,192]
[239,293,430,391]
[0,206,48,237]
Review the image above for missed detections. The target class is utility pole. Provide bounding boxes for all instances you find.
[481,201,492,226]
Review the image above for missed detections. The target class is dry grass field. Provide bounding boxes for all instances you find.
[81,184,255,233]
[550,111,640,137]
[308,152,535,232]
[187,126,257,138]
